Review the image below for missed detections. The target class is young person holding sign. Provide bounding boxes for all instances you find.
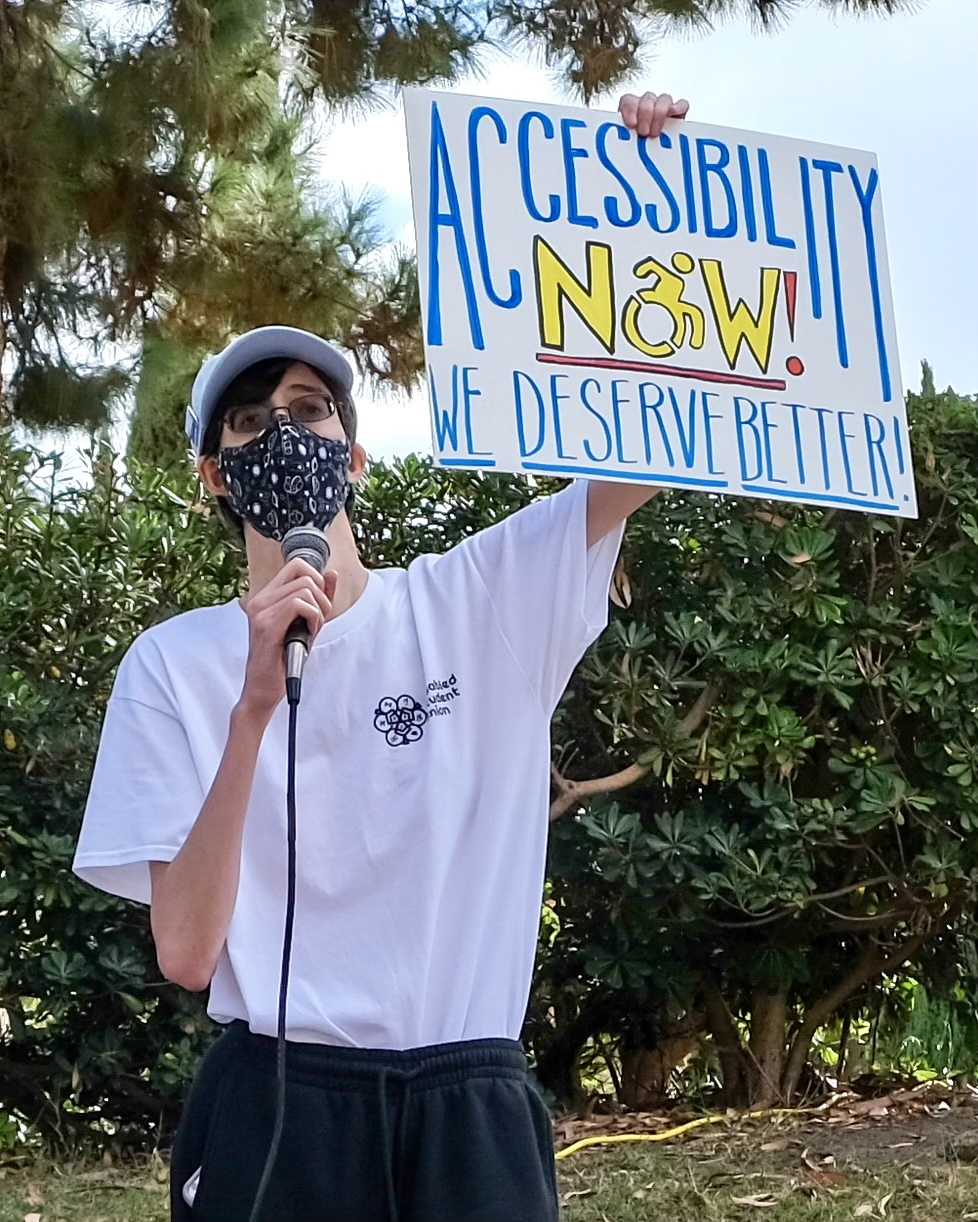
[73,90,688,1222]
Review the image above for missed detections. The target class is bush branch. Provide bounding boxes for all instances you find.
[549,684,718,821]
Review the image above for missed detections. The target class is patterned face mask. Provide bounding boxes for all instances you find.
[217,421,351,542]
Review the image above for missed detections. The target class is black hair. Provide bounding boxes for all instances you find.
[200,356,359,544]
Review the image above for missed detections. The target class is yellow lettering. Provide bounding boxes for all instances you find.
[700,261,782,373]
[534,237,615,354]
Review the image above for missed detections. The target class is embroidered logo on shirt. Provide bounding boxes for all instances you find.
[373,676,461,744]
[373,695,428,746]
[425,673,459,716]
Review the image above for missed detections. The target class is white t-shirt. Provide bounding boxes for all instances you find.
[73,482,623,1049]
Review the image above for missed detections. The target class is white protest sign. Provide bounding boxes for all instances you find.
[403,88,916,518]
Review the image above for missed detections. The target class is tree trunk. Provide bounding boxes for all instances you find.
[781,928,931,1103]
[0,0,9,420]
[837,1011,851,1084]
[0,233,7,421]
[533,997,618,1109]
[748,989,788,1107]
[703,978,749,1107]
[619,1013,703,1111]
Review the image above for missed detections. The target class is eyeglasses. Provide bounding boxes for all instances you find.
[224,394,338,437]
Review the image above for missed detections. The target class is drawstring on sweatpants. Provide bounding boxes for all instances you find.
[190,1023,532,1221]
[376,1062,424,1222]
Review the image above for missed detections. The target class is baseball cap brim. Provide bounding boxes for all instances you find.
[185,326,354,453]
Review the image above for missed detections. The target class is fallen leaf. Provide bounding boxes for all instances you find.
[848,1094,894,1115]
[855,1205,875,1217]
[730,1193,778,1207]
[804,1169,848,1188]
[24,1214,42,1222]
[878,1190,895,1216]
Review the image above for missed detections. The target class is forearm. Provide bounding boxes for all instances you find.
[150,700,268,991]
[586,481,662,547]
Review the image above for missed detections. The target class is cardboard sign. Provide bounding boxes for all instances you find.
[404,89,916,517]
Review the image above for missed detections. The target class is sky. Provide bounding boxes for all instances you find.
[317,0,978,462]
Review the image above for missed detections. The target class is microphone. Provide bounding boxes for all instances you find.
[281,525,331,706]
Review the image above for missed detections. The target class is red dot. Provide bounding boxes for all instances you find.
[786,356,805,376]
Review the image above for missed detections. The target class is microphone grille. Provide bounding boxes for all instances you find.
[281,525,331,574]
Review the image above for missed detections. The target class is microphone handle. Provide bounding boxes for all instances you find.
[284,617,311,706]
[280,527,330,706]
[284,616,311,652]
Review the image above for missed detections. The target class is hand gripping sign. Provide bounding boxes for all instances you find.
[404,89,917,518]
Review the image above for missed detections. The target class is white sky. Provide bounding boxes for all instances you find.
[319,0,978,461]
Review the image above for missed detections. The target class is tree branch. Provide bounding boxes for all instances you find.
[706,875,895,929]
[549,684,718,822]
[781,913,944,1101]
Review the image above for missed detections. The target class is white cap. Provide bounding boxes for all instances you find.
[184,326,354,454]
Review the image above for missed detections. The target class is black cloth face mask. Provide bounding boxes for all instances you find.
[217,421,351,542]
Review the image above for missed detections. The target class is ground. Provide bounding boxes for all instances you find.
[556,1094,978,1221]
[0,1093,975,1221]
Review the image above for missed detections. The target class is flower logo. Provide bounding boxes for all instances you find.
[373,694,428,747]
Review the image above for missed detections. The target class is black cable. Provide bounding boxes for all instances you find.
[249,691,300,1222]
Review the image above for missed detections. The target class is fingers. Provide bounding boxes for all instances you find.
[248,571,332,638]
[286,591,326,639]
[272,574,333,621]
[279,556,328,584]
[254,588,326,643]
[243,557,338,675]
[239,560,336,715]
[618,91,690,139]
[618,92,640,131]
[250,561,328,610]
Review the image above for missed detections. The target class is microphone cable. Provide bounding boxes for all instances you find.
[249,525,327,1222]
[248,686,300,1222]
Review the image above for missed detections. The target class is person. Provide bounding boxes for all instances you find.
[72,90,690,1222]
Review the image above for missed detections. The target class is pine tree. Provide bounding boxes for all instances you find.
[1,0,916,460]
[499,0,915,101]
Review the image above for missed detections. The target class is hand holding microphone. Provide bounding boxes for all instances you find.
[239,527,334,722]
[281,526,331,705]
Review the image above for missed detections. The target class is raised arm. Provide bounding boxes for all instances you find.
[585,88,691,547]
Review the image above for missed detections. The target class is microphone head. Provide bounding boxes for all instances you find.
[281,525,330,574]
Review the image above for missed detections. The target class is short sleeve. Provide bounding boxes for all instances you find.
[435,482,623,711]
[73,641,205,905]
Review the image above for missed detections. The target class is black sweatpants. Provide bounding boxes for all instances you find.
[169,1021,560,1222]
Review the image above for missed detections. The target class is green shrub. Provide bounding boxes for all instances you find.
[0,439,540,1149]
[0,442,242,1148]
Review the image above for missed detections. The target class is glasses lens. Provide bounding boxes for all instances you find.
[291,394,336,423]
[226,404,271,434]
[225,395,336,435]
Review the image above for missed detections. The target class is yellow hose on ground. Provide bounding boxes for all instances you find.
[555,1107,813,1160]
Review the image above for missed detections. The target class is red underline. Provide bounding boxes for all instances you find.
[535,352,788,392]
